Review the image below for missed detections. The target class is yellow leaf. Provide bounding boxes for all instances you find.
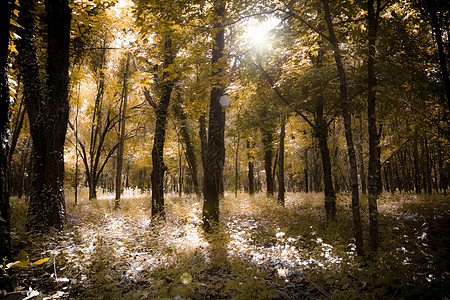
[7,260,28,268]
[33,257,50,265]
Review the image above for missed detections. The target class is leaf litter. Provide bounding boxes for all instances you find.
[4,190,450,299]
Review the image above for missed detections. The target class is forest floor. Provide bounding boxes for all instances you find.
[2,190,450,299]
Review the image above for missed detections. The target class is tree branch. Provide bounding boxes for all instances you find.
[253,62,315,128]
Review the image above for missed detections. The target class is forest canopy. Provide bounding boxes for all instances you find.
[0,0,449,298]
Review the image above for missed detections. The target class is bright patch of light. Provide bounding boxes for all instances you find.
[242,17,280,48]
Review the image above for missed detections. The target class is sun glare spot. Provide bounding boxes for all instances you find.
[242,17,280,48]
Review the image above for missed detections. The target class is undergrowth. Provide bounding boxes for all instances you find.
[2,189,449,299]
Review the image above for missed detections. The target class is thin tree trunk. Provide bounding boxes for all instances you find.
[115,52,130,209]
[199,112,207,193]
[151,36,175,220]
[438,141,446,194]
[75,102,79,206]
[89,34,107,198]
[315,98,336,222]
[357,116,367,194]
[383,166,390,192]
[412,139,422,194]
[367,0,381,252]
[173,99,200,195]
[178,139,183,197]
[247,139,255,195]
[202,0,226,230]
[322,0,364,255]
[89,32,107,179]
[0,0,12,265]
[423,137,432,194]
[278,115,286,206]
[8,96,26,166]
[262,127,274,196]
[235,130,240,198]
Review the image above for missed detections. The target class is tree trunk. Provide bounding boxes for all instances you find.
[115,52,130,209]
[17,0,71,232]
[357,116,367,194]
[8,97,26,167]
[277,115,286,206]
[178,140,183,197]
[0,0,12,265]
[262,128,274,196]
[247,139,255,195]
[322,0,364,255]
[438,141,447,194]
[199,112,207,193]
[423,137,433,194]
[151,36,175,220]
[89,34,107,199]
[314,99,336,222]
[426,0,450,113]
[74,102,79,206]
[173,99,200,195]
[367,0,381,251]
[88,177,98,200]
[235,130,240,198]
[203,0,226,230]
[383,166,390,193]
[412,139,422,194]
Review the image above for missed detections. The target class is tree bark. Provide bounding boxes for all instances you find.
[357,116,367,194]
[115,52,130,209]
[412,139,422,194]
[262,126,274,196]
[425,0,450,113]
[17,0,71,232]
[277,115,286,206]
[314,97,336,221]
[173,99,200,195]
[151,35,175,220]
[235,127,240,198]
[74,103,79,206]
[322,0,364,255]
[203,0,226,230]
[423,137,433,194]
[247,139,255,195]
[199,112,207,177]
[367,0,381,252]
[0,0,12,264]
[88,34,107,200]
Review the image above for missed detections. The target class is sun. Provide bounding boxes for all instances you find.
[241,17,281,48]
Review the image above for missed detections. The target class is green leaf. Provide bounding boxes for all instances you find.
[17,250,29,263]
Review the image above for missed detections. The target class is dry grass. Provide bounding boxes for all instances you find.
[4,189,450,299]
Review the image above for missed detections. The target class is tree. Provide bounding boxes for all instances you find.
[247,139,255,195]
[150,33,176,219]
[367,0,383,251]
[252,56,338,220]
[0,0,12,262]
[321,0,364,255]
[415,0,450,114]
[203,0,227,230]
[173,93,200,195]
[260,107,276,196]
[16,0,71,232]
[277,114,286,206]
[115,52,131,209]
